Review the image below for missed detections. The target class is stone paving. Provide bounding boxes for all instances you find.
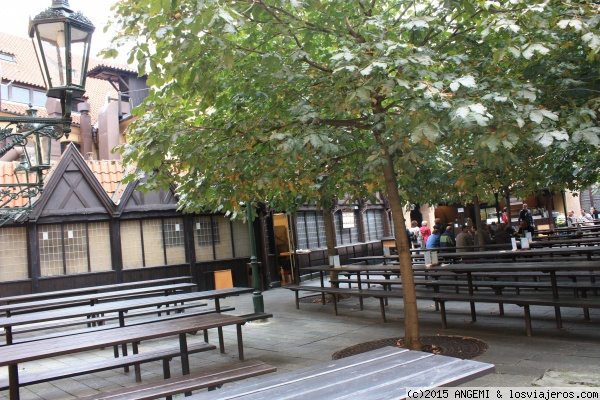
[1,279,599,399]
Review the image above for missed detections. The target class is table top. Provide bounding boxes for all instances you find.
[301,265,401,273]
[188,346,495,400]
[0,283,197,314]
[436,246,600,260]
[303,260,600,275]
[0,313,245,367]
[0,277,193,305]
[413,260,600,273]
[0,287,253,328]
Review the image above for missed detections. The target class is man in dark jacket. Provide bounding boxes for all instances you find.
[518,203,534,228]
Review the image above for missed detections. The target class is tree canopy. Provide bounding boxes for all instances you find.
[106,0,600,349]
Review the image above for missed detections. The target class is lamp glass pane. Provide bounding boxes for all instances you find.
[69,25,91,88]
[34,21,68,90]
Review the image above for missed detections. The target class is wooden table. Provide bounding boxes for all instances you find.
[0,282,197,316]
[436,246,600,263]
[188,346,495,400]
[0,313,247,400]
[0,276,193,305]
[301,265,401,309]
[414,261,600,298]
[414,260,600,321]
[0,287,253,346]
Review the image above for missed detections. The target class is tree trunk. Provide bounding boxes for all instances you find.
[504,188,512,226]
[322,200,339,287]
[473,195,486,249]
[376,137,422,350]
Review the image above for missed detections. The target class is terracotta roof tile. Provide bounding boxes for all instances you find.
[0,161,36,208]
[0,32,133,125]
[85,159,127,199]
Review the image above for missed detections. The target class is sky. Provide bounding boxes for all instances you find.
[1,0,131,64]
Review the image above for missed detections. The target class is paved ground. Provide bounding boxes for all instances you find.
[1,279,599,399]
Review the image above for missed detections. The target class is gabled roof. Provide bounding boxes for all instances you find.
[27,144,117,222]
[0,32,137,125]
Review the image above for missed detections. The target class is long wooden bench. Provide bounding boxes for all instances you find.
[0,277,193,306]
[0,342,216,390]
[77,360,277,400]
[0,282,197,317]
[432,293,600,336]
[286,285,431,322]
[422,279,600,297]
[6,305,235,345]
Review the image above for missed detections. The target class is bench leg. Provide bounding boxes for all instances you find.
[237,324,245,361]
[162,358,171,379]
[379,298,386,323]
[584,307,591,321]
[359,296,364,311]
[133,342,142,382]
[294,291,299,309]
[332,294,338,316]
[439,301,448,329]
[218,327,225,353]
[524,305,533,336]
[204,330,209,343]
[470,302,477,322]
[554,306,563,329]
[122,343,129,372]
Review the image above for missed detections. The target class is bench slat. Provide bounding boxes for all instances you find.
[77,360,277,400]
[6,305,234,345]
[0,342,216,389]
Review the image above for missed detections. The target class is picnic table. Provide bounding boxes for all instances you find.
[0,282,197,316]
[0,276,193,305]
[189,346,495,400]
[0,313,247,400]
[435,246,600,263]
[414,260,600,334]
[0,287,253,345]
[413,260,600,300]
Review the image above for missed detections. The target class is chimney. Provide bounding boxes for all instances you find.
[78,101,94,158]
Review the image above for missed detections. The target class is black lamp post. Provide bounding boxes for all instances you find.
[247,202,265,314]
[0,0,94,226]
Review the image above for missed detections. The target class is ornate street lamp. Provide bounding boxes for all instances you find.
[0,0,94,226]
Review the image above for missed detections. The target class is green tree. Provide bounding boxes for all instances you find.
[108,0,600,350]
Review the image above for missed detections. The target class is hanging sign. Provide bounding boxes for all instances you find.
[342,211,355,228]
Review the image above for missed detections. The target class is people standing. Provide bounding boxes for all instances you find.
[409,220,423,250]
[420,221,431,245]
[501,207,509,224]
[518,203,534,228]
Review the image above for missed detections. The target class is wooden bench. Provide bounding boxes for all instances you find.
[432,293,600,336]
[6,305,235,345]
[237,312,274,322]
[285,285,431,322]
[77,360,276,400]
[0,342,216,390]
[0,282,197,317]
[0,277,194,306]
